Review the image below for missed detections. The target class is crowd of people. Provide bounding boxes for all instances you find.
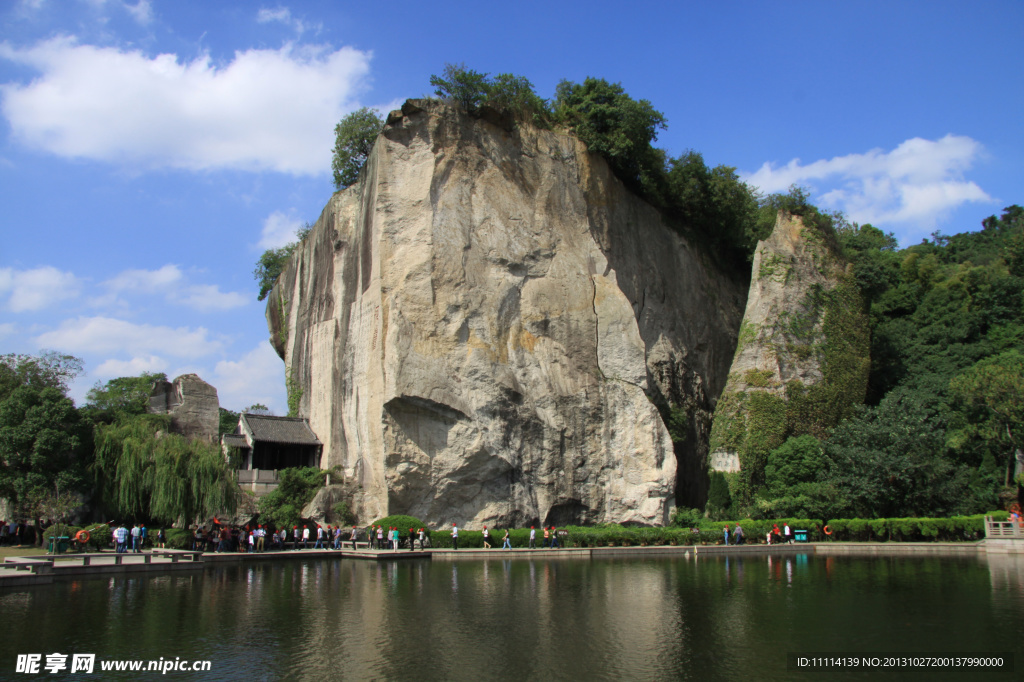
[0,519,30,546]
[718,522,798,546]
[177,522,573,553]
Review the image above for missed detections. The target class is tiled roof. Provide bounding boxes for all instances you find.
[240,414,321,445]
[221,434,248,448]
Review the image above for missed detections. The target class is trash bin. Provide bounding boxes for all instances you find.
[794,530,808,543]
[47,537,70,554]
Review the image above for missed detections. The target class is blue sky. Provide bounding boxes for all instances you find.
[1,0,1021,413]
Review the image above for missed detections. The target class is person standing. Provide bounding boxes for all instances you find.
[292,526,300,550]
[130,523,141,553]
[451,523,459,550]
[723,524,730,546]
[376,525,384,550]
[550,527,559,549]
[314,525,324,549]
[502,529,511,550]
[418,528,426,550]
[302,525,310,549]
[408,528,415,552]
[482,526,491,549]
[157,527,166,549]
[257,525,266,553]
[115,524,128,553]
[733,524,744,545]
[529,526,536,549]
[542,527,549,547]
[784,523,792,544]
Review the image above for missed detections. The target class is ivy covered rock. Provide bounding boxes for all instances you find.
[709,211,869,501]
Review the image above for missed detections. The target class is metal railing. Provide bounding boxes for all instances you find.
[984,516,1024,539]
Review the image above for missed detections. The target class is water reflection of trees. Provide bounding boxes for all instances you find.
[0,554,1021,680]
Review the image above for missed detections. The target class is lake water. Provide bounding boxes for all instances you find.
[1,552,1022,680]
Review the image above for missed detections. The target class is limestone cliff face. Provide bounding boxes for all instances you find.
[267,100,746,527]
[709,212,869,488]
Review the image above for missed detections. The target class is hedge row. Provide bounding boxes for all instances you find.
[414,513,1009,548]
[810,513,1007,542]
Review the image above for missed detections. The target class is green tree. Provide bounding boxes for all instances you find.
[705,471,732,520]
[821,387,970,518]
[83,372,167,422]
[219,407,240,436]
[0,354,90,543]
[332,107,385,190]
[666,151,760,258]
[253,223,312,301]
[0,352,83,400]
[93,414,238,524]
[486,72,550,125]
[553,77,667,196]
[949,350,1024,487]
[430,63,491,112]
[257,467,326,528]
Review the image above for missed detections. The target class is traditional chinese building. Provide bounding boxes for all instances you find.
[222,413,322,494]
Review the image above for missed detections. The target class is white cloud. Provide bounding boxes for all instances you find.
[94,354,166,378]
[0,265,81,312]
[103,264,183,293]
[0,36,372,173]
[97,264,248,312]
[256,6,321,36]
[741,135,992,231]
[124,0,153,25]
[0,322,15,339]
[35,316,223,358]
[258,210,304,249]
[213,341,285,413]
[176,284,249,312]
[257,7,291,24]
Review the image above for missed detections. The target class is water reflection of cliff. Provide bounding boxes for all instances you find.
[985,552,1024,594]
[1,554,1022,680]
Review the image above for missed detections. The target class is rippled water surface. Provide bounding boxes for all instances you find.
[2,552,1023,680]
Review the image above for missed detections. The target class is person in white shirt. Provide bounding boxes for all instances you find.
[302,525,310,549]
[451,523,459,550]
[529,526,536,549]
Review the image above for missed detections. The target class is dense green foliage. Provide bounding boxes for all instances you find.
[218,407,240,436]
[83,372,166,422]
[257,467,326,528]
[553,77,667,198]
[0,354,91,529]
[742,206,1024,519]
[430,63,548,124]
[370,515,426,535]
[93,414,238,524]
[332,107,385,190]
[253,223,312,301]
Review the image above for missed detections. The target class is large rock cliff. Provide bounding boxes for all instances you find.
[267,100,747,527]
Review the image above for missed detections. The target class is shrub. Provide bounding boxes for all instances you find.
[79,523,113,551]
[371,515,427,544]
[165,528,193,550]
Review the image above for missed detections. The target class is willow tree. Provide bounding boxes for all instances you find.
[93,414,238,524]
